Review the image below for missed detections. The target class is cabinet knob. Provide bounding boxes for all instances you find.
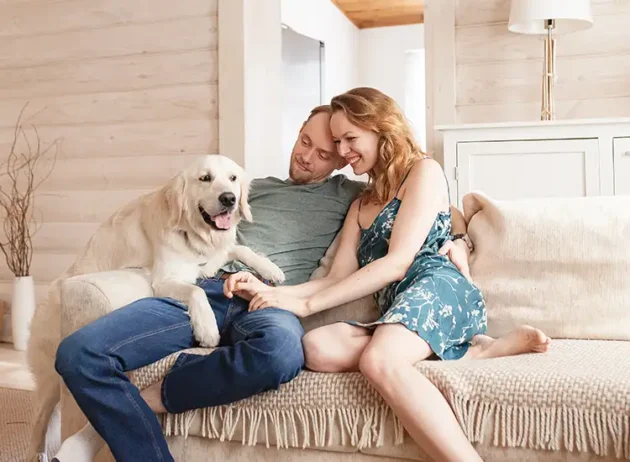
[625,151,630,156]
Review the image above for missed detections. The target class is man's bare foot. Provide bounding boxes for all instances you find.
[467,325,550,360]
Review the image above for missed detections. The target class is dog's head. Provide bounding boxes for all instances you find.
[164,155,252,234]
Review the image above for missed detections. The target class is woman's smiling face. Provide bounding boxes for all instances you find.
[330,111,380,176]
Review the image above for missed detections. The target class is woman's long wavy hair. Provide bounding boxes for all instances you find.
[330,87,425,204]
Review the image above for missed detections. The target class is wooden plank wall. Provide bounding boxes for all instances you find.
[455,0,630,123]
[425,0,630,154]
[0,0,219,332]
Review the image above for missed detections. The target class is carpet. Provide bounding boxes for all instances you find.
[0,387,34,462]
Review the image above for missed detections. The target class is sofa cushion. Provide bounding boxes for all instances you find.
[129,340,630,461]
[464,192,630,341]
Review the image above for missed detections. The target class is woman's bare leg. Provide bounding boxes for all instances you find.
[302,322,371,372]
[359,324,483,462]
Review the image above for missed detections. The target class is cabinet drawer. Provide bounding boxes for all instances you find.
[456,139,600,206]
[614,137,630,196]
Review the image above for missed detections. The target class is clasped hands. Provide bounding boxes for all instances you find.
[223,272,309,317]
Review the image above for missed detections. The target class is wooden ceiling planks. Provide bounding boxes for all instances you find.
[331,0,424,29]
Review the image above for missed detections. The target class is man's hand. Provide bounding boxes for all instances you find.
[223,271,267,301]
[438,239,472,282]
[248,289,309,318]
[225,274,309,317]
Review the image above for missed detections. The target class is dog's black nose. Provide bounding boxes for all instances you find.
[219,192,236,207]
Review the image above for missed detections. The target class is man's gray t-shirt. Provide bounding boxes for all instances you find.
[223,175,364,285]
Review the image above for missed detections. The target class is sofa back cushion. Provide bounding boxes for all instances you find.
[464,192,630,341]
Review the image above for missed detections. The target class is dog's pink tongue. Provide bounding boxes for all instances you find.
[213,212,233,229]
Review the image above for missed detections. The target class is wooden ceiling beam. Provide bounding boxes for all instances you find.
[331,0,424,29]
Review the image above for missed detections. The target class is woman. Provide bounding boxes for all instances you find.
[226,87,550,461]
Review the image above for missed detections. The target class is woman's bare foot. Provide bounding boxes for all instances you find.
[466,325,550,360]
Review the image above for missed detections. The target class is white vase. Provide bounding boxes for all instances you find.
[11,276,35,351]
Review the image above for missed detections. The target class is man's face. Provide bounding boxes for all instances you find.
[289,112,343,184]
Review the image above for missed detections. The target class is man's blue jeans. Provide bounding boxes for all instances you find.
[54,278,305,462]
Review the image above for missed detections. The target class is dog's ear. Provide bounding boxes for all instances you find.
[238,173,253,222]
[164,171,188,228]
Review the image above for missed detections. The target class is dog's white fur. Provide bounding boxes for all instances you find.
[25,154,284,461]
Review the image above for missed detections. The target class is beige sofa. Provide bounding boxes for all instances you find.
[58,193,630,462]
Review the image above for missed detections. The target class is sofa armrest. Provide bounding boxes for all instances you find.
[59,268,153,337]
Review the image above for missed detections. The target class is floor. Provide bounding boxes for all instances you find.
[0,342,35,391]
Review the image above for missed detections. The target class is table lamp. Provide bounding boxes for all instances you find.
[508,0,594,120]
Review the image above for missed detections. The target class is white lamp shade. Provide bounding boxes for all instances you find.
[508,0,594,35]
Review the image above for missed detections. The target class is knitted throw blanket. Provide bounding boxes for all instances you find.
[128,340,630,459]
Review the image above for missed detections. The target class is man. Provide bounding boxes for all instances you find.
[52,105,470,462]
[52,105,363,462]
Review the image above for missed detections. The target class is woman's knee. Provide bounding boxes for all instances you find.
[303,324,364,372]
[303,329,331,372]
[359,344,398,384]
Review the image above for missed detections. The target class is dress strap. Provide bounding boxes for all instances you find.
[357,198,363,226]
[395,169,413,196]
[398,155,451,205]
[396,155,429,196]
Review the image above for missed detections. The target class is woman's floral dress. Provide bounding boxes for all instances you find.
[346,181,487,360]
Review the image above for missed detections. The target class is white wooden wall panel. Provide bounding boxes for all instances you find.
[457,97,630,124]
[0,0,217,37]
[456,14,630,65]
[0,50,217,100]
[0,0,219,340]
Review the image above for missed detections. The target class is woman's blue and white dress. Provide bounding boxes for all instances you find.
[346,175,487,360]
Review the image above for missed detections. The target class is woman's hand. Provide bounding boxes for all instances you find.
[438,240,472,281]
[223,271,267,301]
[225,272,310,317]
[248,288,310,318]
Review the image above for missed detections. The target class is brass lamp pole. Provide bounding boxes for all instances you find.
[508,0,594,122]
[542,19,556,120]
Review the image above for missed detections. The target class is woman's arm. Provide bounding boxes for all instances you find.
[226,200,362,301]
[301,159,447,315]
[248,159,449,316]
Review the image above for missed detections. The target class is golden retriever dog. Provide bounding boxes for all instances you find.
[26,154,284,461]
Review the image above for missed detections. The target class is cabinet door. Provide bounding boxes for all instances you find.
[456,139,600,206]
[613,137,630,196]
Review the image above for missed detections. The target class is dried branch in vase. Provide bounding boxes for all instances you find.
[0,103,60,278]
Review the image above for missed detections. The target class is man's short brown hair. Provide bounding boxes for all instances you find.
[305,105,331,124]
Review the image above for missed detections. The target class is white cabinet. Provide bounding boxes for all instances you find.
[457,139,600,201]
[614,137,630,196]
[437,118,630,208]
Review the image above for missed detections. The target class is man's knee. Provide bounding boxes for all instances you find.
[55,331,89,378]
[55,326,109,379]
[261,323,305,385]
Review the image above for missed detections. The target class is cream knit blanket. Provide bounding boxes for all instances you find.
[129,340,630,459]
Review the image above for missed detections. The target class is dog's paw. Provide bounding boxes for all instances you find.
[188,294,220,348]
[195,325,220,348]
[257,260,285,284]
